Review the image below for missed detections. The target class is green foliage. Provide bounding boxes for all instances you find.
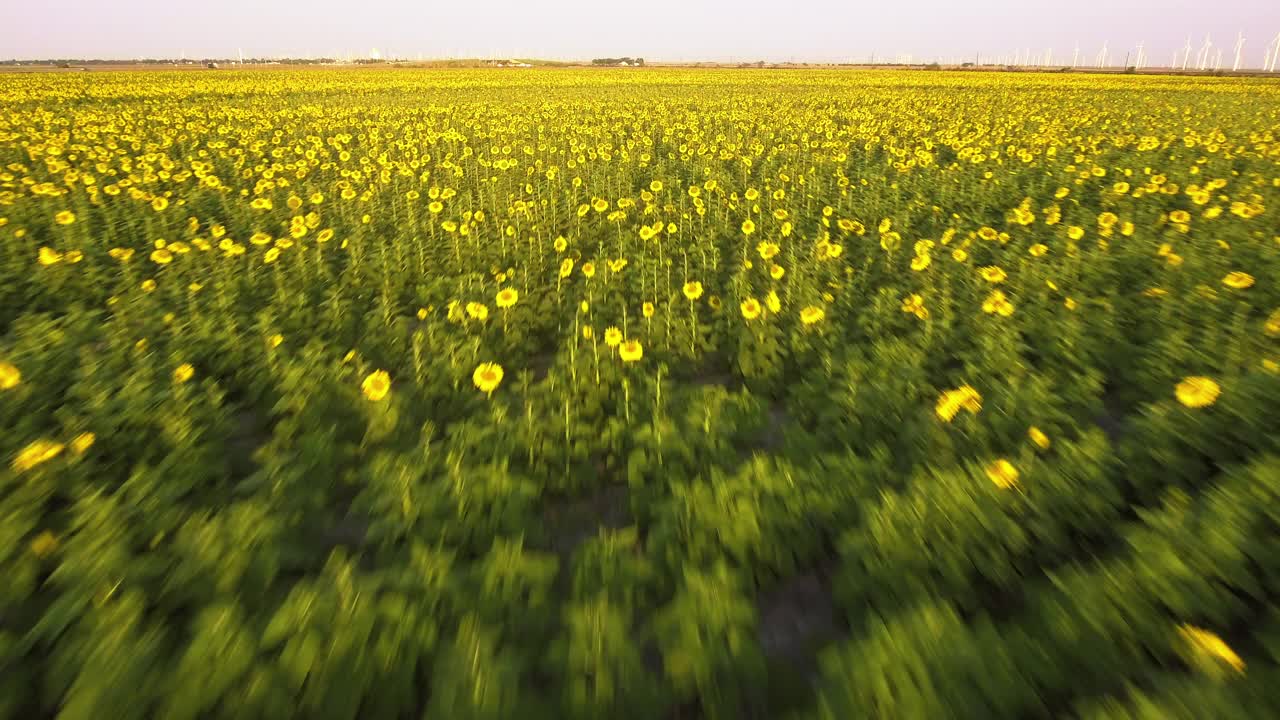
[653,564,766,719]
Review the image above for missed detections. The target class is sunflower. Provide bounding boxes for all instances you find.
[496,288,519,308]
[173,363,195,384]
[1028,427,1050,450]
[581,262,596,279]
[935,385,982,422]
[1175,376,1220,408]
[604,327,623,347]
[0,361,19,390]
[70,432,96,455]
[466,302,489,321]
[559,258,574,278]
[268,334,284,349]
[911,254,932,271]
[12,439,65,472]
[642,302,655,318]
[982,290,1015,316]
[30,531,59,558]
[1178,625,1245,675]
[980,266,1007,283]
[1222,272,1254,289]
[741,297,762,320]
[1067,226,1085,240]
[800,306,825,325]
[473,362,504,395]
[554,236,568,253]
[1028,244,1048,257]
[1264,309,1280,338]
[362,370,391,401]
[770,264,785,280]
[683,281,704,301]
[757,241,780,260]
[838,218,865,234]
[986,459,1019,489]
[741,219,756,236]
[766,291,781,313]
[38,247,64,265]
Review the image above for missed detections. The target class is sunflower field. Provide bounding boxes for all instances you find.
[2,67,1280,719]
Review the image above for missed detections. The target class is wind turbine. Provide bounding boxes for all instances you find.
[1095,42,1109,68]
[1197,35,1212,70]
[1181,36,1192,70]
[1267,31,1280,71]
[1134,41,1145,69]
[1072,43,1080,67]
[1213,47,1223,70]
[1231,32,1245,71]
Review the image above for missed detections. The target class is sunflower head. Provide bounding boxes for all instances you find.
[362,370,391,402]
[1175,376,1220,408]
[496,288,519,308]
[619,340,643,363]
[473,362,504,395]
[986,459,1019,489]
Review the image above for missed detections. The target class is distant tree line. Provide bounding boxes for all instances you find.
[0,58,340,66]
[591,57,645,66]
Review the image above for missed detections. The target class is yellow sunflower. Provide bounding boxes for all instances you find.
[1175,376,1220,408]
[473,362,504,395]
[362,370,391,401]
[986,459,1019,489]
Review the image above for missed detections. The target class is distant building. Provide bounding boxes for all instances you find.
[591,57,645,67]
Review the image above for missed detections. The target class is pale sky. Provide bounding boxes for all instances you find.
[3,1,1279,67]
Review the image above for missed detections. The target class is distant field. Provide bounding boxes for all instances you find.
[2,68,1280,719]
[3,60,1276,76]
